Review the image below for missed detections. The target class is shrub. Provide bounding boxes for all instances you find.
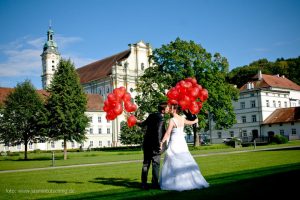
[272,134,288,144]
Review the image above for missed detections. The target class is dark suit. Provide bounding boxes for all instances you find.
[139,112,166,188]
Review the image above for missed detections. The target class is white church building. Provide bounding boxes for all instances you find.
[0,26,152,152]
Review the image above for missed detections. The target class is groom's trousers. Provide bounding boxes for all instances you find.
[141,150,161,187]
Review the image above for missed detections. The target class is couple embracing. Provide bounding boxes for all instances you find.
[137,102,209,191]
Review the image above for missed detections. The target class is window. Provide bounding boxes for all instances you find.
[108,141,111,147]
[292,129,296,135]
[51,142,55,148]
[29,142,33,149]
[99,128,102,134]
[242,130,247,137]
[230,131,234,137]
[98,116,101,123]
[99,141,102,147]
[280,130,284,136]
[90,128,93,134]
[252,115,257,122]
[89,141,93,147]
[266,100,270,107]
[17,144,21,149]
[89,117,92,122]
[107,128,110,134]
[141,63,145,70]
[273,100,276,107]
[266,93,269,96]
[61,142,64,148]
[240,102,245,109]
[284,101,287,107]
[278,101,281,107]
[71,142,75,148]
[217,132,222,139]
[52,65,55,71]
[250,100,256,108]
[291,122,294,125]
[250,93,254,97]
[242,116,246,123]
[52,60,54,63]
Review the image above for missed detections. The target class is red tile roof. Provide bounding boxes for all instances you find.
[240,74,300,91]
[263,107,300,124]
[76,49,131,84]
[0,87,103,111]
[86,93,104,111]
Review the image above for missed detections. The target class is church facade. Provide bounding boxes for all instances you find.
[40,26,153,148]
[0,26,152,152]
[76,40,152,146]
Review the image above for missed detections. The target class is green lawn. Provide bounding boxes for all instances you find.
[0,141,299,199]
[1,140,299,171]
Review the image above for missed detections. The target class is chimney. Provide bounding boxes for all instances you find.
[282,75,285,78]
[258,70,262,80]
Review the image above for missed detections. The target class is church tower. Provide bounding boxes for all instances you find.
[41,25,61,89]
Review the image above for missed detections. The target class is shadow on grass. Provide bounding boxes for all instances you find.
[38,163,300,200]
[48,180,84,184]
[89,177,140,189]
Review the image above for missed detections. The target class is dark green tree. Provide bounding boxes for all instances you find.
[227,56,300,87]
[136,38,239,146]
[0,80,47,160]
[119,121,143,145]
[46,58,89,160]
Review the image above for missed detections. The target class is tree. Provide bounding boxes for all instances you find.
[46,58,89,160]
[227,56,300,87]
[0,80,47,160]
[119,121,144,145]
[136,38,239,146]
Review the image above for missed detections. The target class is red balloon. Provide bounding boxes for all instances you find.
[127,115,137,127]
[196,101,203,110]
[130,104,137,112]
[107,93,119,103]
[167,88,179,100]
[106,109,117,121]
[188,86,200,98]
[113,102,123,115]
[168,99,178,105]
[178,99,189,110]
[166,78,208,114]
[199,89,208,102]
[189,101,200,114]
[122,92,131,102]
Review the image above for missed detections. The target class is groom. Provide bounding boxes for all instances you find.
[137,102,170,190]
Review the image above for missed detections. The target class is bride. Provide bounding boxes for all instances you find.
[159,104,209,191]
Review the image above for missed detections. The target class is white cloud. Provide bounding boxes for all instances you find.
[0,35,93,80]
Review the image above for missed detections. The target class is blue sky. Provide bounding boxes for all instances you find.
[0,0,299,89]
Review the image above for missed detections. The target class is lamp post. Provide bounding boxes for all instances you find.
[208,111,212,144]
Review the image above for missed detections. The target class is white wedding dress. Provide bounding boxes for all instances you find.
[159,117,209,191]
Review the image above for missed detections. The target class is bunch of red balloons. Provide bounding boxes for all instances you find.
[103,86,137,127]
[166,77,208,114]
